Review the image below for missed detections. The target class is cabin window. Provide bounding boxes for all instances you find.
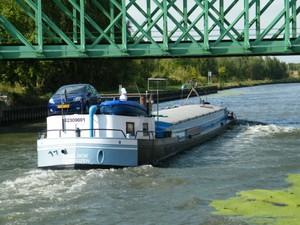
[143,123,149,136]
[126,122,135,136]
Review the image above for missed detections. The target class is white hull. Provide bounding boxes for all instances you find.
[37,103,235,169]
[38,138,138,168]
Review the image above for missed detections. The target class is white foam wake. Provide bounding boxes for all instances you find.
[0,169,112,207]
[240,124,298,139]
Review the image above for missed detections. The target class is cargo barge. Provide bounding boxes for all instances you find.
[37,88,235,169]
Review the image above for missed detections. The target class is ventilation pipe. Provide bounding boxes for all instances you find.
[89,105,98,137]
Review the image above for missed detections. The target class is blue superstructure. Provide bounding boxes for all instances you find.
[99,100,148,117]
[155,121,173,138]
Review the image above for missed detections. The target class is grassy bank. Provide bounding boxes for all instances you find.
[216,77,300,90]
[0,83,25,94]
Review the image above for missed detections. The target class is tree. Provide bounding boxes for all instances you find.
[265,57,288,80]
[248,57,267,80]
[218,66,227,87]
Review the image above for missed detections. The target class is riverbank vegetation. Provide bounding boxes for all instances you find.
[0,56,299,107]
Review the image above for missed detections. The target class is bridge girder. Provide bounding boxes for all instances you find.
[0,0,300,60]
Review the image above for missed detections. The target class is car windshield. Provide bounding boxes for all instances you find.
[55,85,86,95]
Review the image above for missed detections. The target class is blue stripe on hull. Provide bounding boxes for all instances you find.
[37,141,138,168]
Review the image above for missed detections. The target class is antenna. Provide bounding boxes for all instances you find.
[184,80,202,105]
[135,82,141,98]
[147,78,167,121]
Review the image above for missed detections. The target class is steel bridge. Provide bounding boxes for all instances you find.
[0,0,300,59]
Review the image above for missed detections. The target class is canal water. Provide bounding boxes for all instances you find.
[0,83,300,225]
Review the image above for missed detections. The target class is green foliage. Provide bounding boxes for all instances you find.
[248,57,267,80]
[218,66,227,87]
[0,56,291,99]
[0,1,292,103]
[288,63,300,71]
[140,56,289,87]
[265,57,289,79]
[0,0,35,43]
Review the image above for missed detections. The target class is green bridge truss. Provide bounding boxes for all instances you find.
[0,0,300,59]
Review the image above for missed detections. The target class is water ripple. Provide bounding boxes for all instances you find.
[1,83,300,225]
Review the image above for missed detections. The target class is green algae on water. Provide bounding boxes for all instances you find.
[210,174,300,225]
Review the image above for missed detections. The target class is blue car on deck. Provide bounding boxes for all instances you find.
[48,84,101,115]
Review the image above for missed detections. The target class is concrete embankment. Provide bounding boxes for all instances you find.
[0,105,48,125]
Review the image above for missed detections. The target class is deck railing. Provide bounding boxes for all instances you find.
[39,128,155,140]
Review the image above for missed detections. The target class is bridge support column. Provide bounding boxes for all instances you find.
[73,4,78,43]
[183,0,188,41]
[255,0,260,39]
[36,0,43,52]
[204,0,209,50]
[122,0,127,51]
[244,0,250,50]
[110,0,115,41]
[163,0,168,51]
[147,0,151,37]
[219,0,224,35]
[285,0,291,49]
[80,0,86,52]
[291,0,297,38]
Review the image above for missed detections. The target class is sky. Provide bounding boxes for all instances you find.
[126,0,300,64]
[276,56,300,64]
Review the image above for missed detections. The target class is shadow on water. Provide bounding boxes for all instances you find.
[237,119,268,126]
[0,121,46,134]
